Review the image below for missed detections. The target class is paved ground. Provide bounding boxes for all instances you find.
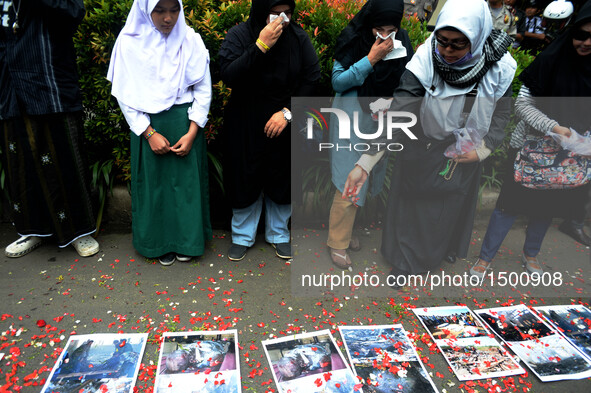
[1,208,590,392]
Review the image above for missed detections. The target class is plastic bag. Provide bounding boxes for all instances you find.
[550,129,591,156]
[444,128,482,158]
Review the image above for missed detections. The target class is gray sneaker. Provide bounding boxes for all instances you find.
[228,244,248,261]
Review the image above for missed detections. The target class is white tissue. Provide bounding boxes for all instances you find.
[376,31,408,61]
[269,12,290,24]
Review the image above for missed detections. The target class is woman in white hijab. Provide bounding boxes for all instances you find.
[342,0,516,283]
[107,0,212,266]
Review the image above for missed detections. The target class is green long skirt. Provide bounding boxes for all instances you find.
[130,103,212,258]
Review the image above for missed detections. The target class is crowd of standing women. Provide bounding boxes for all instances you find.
[2,0,590,282]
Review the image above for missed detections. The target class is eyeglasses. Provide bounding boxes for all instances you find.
[435,34,470,50]
[572,29,591,42]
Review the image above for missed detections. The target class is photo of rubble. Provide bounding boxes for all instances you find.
[154,330,240,393]
[339,325,438,393]
[41,333,147,393]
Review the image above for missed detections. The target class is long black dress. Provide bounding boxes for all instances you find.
[218,0,320,209]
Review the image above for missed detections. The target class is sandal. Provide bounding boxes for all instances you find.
[329,247,352,269]
[348,236,361,252]
[469,259,492,279]
[522,254,543,275]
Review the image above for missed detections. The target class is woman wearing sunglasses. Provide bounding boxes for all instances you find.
[342,0,516,284]
[470,0,591,279]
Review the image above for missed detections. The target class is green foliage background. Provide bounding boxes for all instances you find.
[75,0,535,220]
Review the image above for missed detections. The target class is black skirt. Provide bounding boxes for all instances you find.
[381,137,481,274]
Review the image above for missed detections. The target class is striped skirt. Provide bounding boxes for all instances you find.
[1,112,96,246]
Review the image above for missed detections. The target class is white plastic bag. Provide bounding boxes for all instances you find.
[444,128,482,158]
[550,128,591,156]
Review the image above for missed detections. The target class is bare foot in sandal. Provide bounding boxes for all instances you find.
[329,247,352,269]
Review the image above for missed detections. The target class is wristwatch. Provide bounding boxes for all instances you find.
[281,108,292,123]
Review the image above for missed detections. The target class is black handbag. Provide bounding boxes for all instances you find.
[399,137,477,196]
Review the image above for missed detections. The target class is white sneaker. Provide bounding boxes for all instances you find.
[72,235,99,257]
[5,236,42,258]
[176,254,192,262]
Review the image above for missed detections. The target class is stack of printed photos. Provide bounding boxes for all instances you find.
[475,304,591,381]
[40,333,148,393]
[413,306,525,381]
[339,325,439,393]
[262,330,358,393]
[153,330,241,393]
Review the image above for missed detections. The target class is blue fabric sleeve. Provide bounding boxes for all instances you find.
[331,58,373,94]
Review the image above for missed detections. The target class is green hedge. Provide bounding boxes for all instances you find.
[76,0,533,192]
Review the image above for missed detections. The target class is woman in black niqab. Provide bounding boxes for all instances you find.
[218,0,320,261]
[327,0,414,268]
[519,0,591,100]
[333,0,414,107]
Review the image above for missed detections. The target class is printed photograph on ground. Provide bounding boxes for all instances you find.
[339,325,438,393]
[40,333,147,393]
[413,306,489,340]
[154,330,240,393]
[535,304,591,361]
[475,304,591,381]
[262,330,357,393]
[414,306,525,380]
[438,337,523,380]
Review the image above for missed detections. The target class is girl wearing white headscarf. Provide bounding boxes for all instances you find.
[107,0,212,265]
[343,0,516,280]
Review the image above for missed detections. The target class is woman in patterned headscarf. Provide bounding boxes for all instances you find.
[343,0,516,282]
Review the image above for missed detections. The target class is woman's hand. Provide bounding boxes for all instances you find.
[264,111,287,138]
[171,133,197,156]
[257,16,284,52]
[454,150,479,164]
[144,127,170,154]
[171,122,198,157]
[342,165,368,203]
[552,125,572,138]
[367,37,393,66]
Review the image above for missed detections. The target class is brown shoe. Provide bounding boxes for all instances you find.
[329,247,352,269]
